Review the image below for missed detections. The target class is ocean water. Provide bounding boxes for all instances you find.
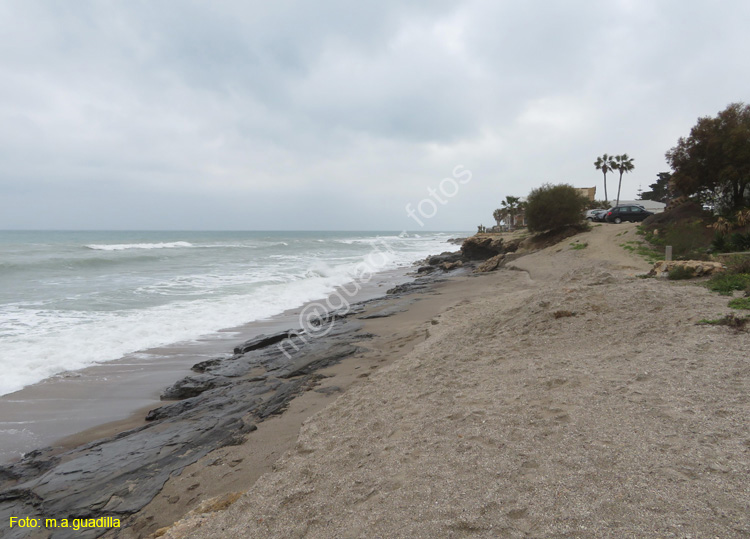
[0,230,462,397]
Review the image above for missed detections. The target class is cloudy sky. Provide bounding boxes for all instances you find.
[1,0,748,230]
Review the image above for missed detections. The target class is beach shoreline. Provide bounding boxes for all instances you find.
[0,263,422,465]
[0,230,461,458]
[3,223,748,538]
[110,267,495,537]
[157,223,748,539]
[0,247,481,538]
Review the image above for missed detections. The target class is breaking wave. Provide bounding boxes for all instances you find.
[86,242,194,251]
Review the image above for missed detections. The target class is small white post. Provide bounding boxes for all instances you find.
[665,245,673,262]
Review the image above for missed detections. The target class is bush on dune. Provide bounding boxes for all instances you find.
[526,184,589,233]
[641,202,715,259]
[725,255,750,275]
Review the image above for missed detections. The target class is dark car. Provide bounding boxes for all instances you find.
[604,205,653,223]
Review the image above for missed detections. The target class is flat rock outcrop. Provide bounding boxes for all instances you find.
[474,254,506,273]
[426,252,463,266]
[413,235,525,274]
[461,235,506,259]
[460,234,521,260]
[0,293,421,539]
[648,260,725,277]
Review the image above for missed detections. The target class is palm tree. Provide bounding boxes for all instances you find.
[736,208,750,227]
[613,154,635,206]
[501,195,521,230]
[492,208,503,228]
[709,217,732,235]
[594,154,616,204]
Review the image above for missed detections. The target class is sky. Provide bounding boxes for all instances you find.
[1,1,748,231]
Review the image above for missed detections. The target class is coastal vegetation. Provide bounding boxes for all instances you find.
[594,153,615,203]
[728,297,750,310]
[489,101,748,262]
[639,203,749,261]
[725,253,750,274]
[613,154,635,206]
[698,313,750,330]
[587,199,611,210]
[639,206,713,260]
[591,153,635,207]
[700,252,750,313]
[666,102,750,213]
[493,196,524,230]
[620,238,663,264]
[705,271,750,296]
[525,183,589,233]
[633,102,750,261]
[709,209,750,253]
[639,172,671,203]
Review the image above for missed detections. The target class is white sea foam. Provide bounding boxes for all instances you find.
[0,231,462,396]
[0,268,369,395]
[86,241,194,251]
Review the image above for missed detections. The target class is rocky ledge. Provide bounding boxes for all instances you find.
[415,234,523,275]
[461,234,521,260]
[0,275,444,539]
[647,260,726,278]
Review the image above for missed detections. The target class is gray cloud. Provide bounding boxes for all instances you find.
[1,0,748,230]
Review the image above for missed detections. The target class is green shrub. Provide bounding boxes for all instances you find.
[711,232,730,253]
[668,265,696,280]
[621,240,663,264]
[662,221,711,259]
[525,184,589,233]
[570,242,588,250]
[706,273,750,295]
[641,203,715,258]
[728,231,750,251]
[728,297,750,310]
[699,313,749,330]
[712,231,750,253]
[725,255,750,274]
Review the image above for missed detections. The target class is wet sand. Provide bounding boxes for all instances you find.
[110,272,493,537]
[0,268,416,464]
[0,262,459,539]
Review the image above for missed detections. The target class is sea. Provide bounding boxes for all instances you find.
[0,230,463,398]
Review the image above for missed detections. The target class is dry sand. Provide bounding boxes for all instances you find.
[134,223,749,538]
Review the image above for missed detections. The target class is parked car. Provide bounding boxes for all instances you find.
[584,209,610,222]
[583,209,600,221]
[604,205,653,223]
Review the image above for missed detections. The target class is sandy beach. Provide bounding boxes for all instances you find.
[3,223,748,538]
[134,222,749,538]
[4,3,749,537]
[0,265,418,466]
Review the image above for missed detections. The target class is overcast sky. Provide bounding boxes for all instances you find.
[1,1,748,230]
